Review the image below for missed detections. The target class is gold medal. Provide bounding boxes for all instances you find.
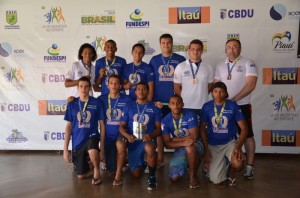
[227,74,231,80]
[193,78,198,84]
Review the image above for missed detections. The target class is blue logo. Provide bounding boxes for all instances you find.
[270,4,287,20]
[126,9,149,28]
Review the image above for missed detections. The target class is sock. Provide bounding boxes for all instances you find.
[148,166,156,177]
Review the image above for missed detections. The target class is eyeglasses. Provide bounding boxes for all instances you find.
[225,46,240,50]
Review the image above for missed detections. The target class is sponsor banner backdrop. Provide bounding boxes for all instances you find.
[0,0,300,153]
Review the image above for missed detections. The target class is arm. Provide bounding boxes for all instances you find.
[232,76,257,102]
[161,127,198,149]
[232,119,248,160]
[174,83,182,96]
[63,121,72,163]
[208,82,213,93]
[64,78,78,88]
[94,68,106,92]
[147,81,154,102]
[143,121,161,142]
[119,121,136,143]
[122,79,133,90]
[199,121,212,163]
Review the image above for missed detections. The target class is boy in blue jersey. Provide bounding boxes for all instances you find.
[150,33,186,167]
[200,82,248,186]
[123,43,154,101]
[114,82,162,190]
[94,40,127,94]
[161,95,203,190]
[63,76,105,185]
[98,75,131,176]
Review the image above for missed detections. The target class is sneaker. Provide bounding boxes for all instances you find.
[143,161,149,174]
[244,165,254,179]
[147,176,157,191]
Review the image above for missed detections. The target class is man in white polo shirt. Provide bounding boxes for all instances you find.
[174,39,214,122]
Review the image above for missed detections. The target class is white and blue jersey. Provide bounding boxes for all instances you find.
[161,109,198,138]
[150,53,185,103]
[122,61,154,100]
[98,94,132,144]
[200,100,244,145]
[95,56,127,95]
[64,97,104,150]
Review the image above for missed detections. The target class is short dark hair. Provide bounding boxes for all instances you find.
[159,33,173,43]
[78,76,91,87]
[169,95,183,103]
[108,74,121,84]
[105,39,117,48]
[78,43,97,62]
[211,81,229,98]
[226,39,241,48]
[135,82,149,91]
[189,39,203,49]
[132,43,145,54]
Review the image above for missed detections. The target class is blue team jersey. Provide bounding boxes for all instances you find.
[161,109,198,138]
[64,97,104,150]
[149,53,185,103]
[120,101,162,135]
[98,94,132,144]
[95,56,127,95]
[200,99,244,145]
[122,61,154,100]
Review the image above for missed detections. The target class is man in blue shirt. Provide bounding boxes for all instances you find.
[149,33,186,167]
[161,95,203,190]
[114,82,162,190]
[63,76,105,185]
[200,82,248,186]
[94,40,127,94]
[98,75,131,175]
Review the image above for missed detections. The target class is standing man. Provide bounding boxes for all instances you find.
[97,75,132,176]
[63,76,105,185]
[214,39,258,179]
[200,82,248,186]
[161,95,203,189]
[149,33,186,167]
[174,39,214,121]
[114,82,162,190]
[94,40,127,94]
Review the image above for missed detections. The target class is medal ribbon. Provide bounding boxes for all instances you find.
[172,113,183,132]
[108,94,120,115]
[81,60,91,74]
[226,56,240,79]
[136,101,148,123]
[78,97,89,123]
[161,54,173,68]
[189,60,201,79]
[105,57,116,70]
[131,63,139,81]
[214,101,226,125]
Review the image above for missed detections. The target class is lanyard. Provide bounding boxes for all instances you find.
[161,54,173,68]
[214,101,226,125]
[108,94,120,112]
[189,60,201,79]
[81,60,91,74]
[136,101,148,123]
[78,98,89,124]
[105,57,116,70]
[226,56,240,80]
[173,113,183,136]
[131,63,139,80]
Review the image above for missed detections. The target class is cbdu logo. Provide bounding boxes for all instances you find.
[44,131,65,141]
[270,4,286,21]
[44,44,66,62]
[42,73,65,83]
[126,9,150,28]
[1,103,30,112]
[220,9,254,19]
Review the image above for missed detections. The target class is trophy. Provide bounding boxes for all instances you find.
[133,121,146,140]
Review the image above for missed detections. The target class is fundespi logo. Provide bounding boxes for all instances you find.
[42,73,65,83]
[270,4,286,20]
[272,31,294,53]
[0,103,30,112]
[263,67,300,85]
[262,130,300,147]
[44,131,65,141]
[220,8,254,19]
[38,100,67,115]
[126,9,149,28]
[6,129,28,143]
[169,7,210,24]
[81,10,115,25]
[44,44,66,62]
[5,10,20,29]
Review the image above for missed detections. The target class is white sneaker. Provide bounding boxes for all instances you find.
[244,165,254,179]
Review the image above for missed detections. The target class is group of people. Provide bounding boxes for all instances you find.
[63,33,258,190]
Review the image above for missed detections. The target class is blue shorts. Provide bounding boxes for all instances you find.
[169,139,203,178]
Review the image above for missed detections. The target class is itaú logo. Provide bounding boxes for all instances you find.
[38,100,66,115]
[262,130,300,147]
